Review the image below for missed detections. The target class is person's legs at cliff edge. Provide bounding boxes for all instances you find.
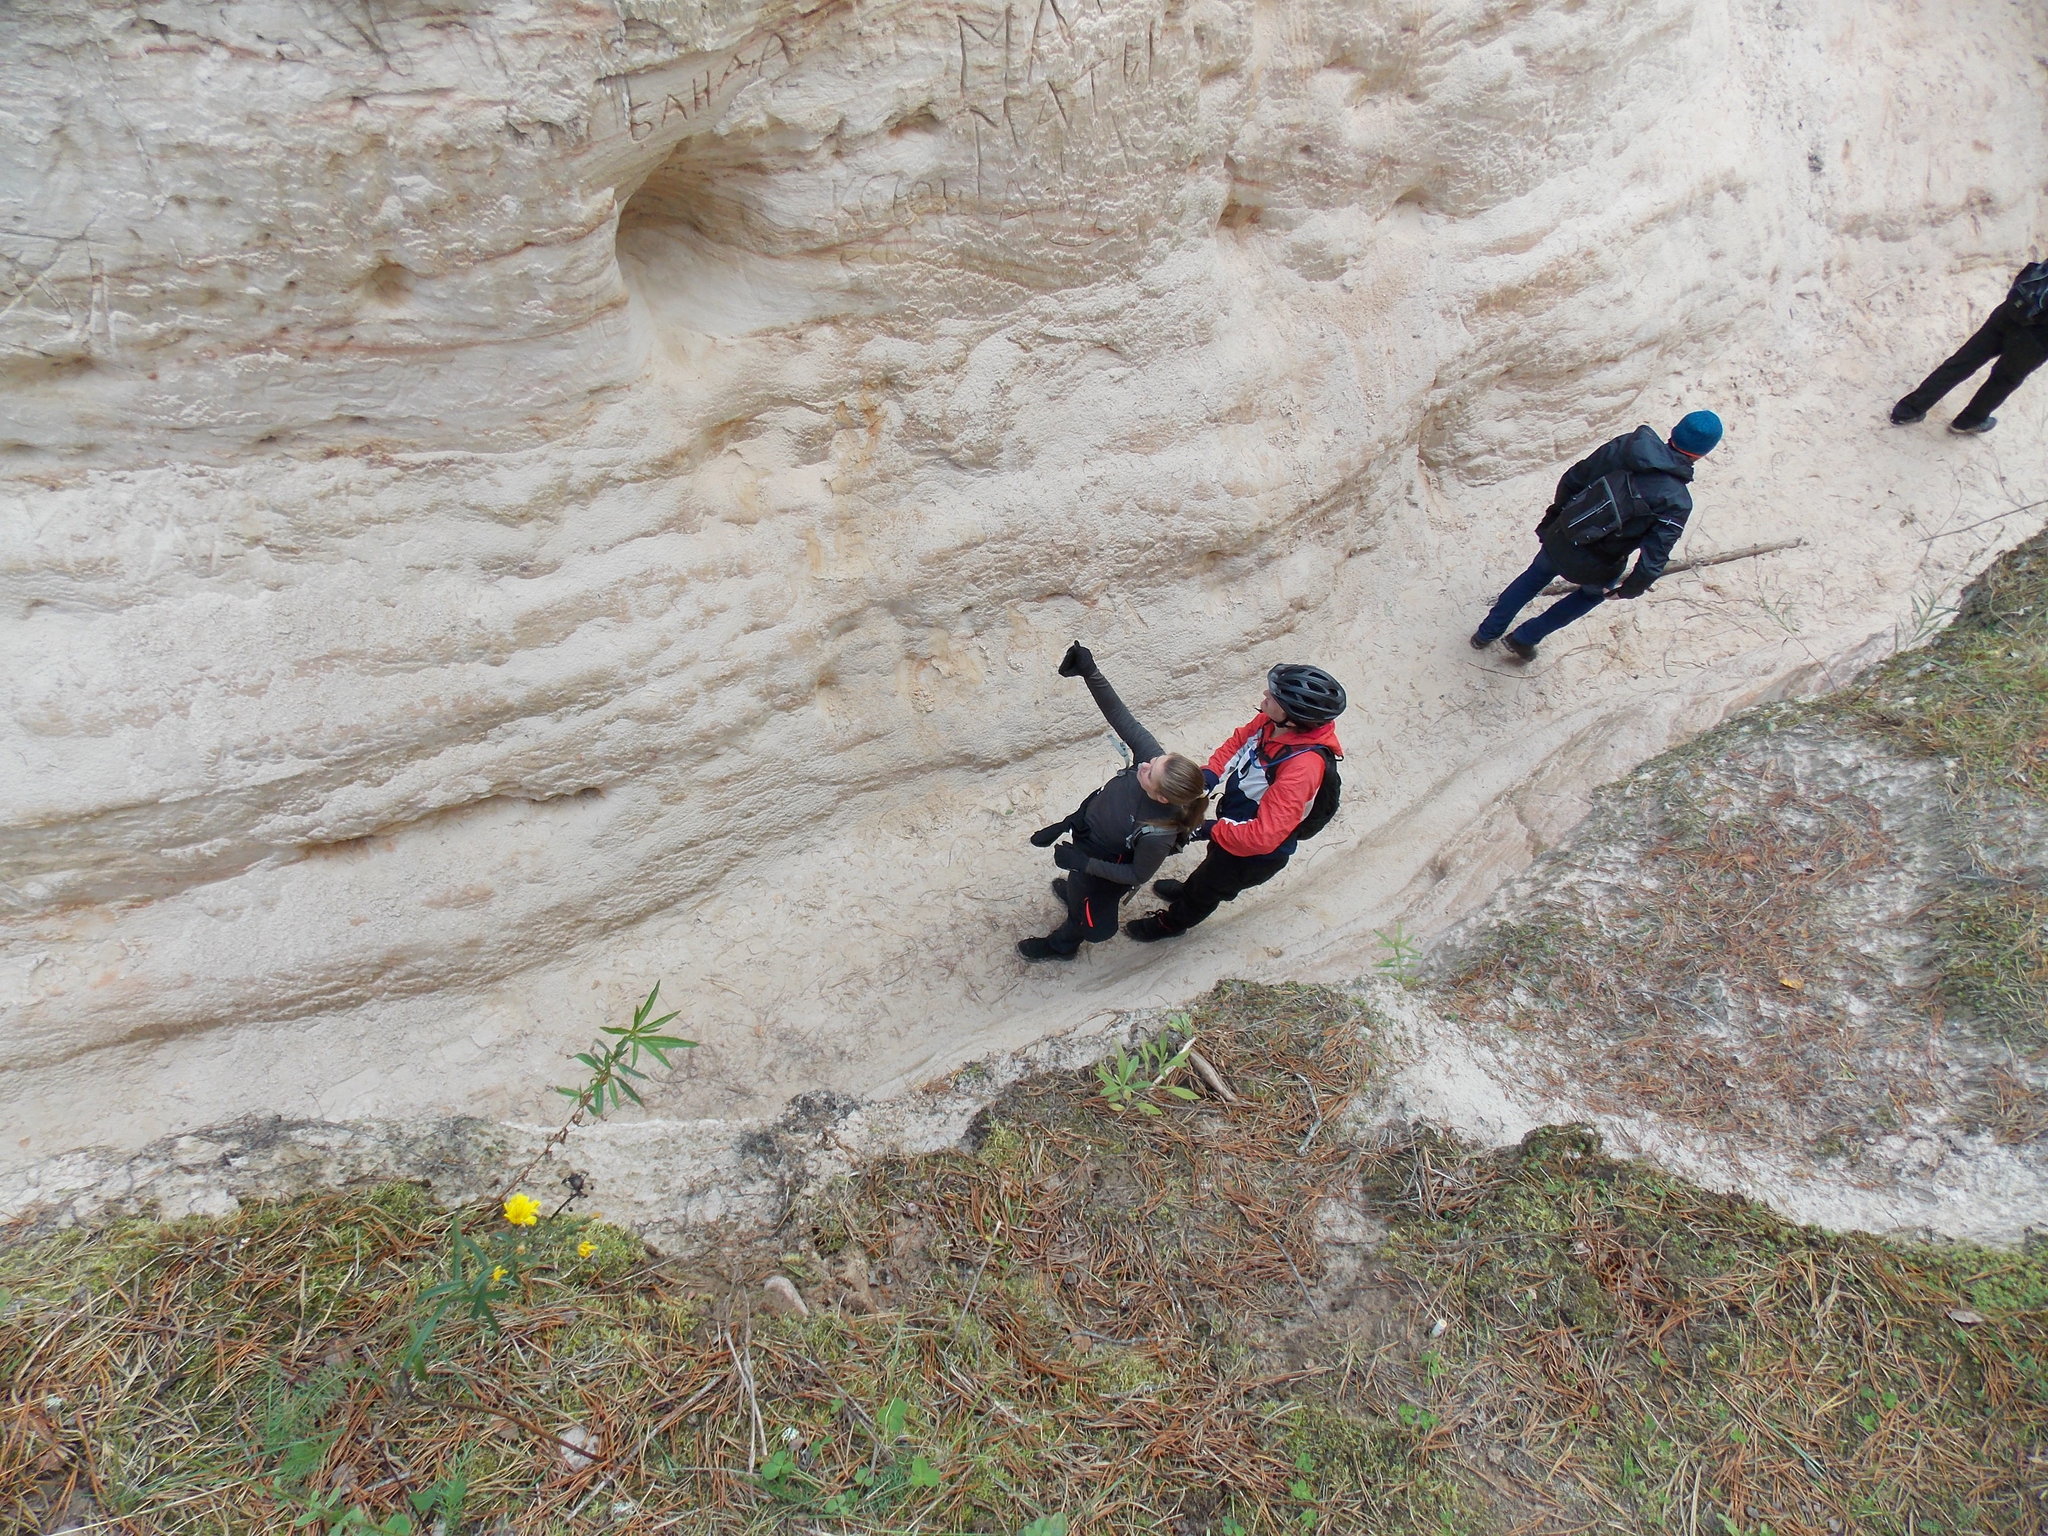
[1126,846,1289,940]
[1506,583,1609,647]
[1018,867,1124,960]
[1894,309,2012,424]
[1951,320,2048,430]
[1472,548,1609,654]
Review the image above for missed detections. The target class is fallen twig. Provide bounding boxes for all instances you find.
[1187,1048,1240,1104]
[1918,495,2048,543]
[1293,1070,1324,1153]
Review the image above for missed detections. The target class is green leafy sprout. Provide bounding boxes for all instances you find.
[1095,1022,1203,1116]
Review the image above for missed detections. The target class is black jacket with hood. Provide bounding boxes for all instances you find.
[1538,425,1695,592]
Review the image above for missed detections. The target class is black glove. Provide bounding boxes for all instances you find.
[1611,572,1652,600]
[1190,820,1215,842]
[1056,642,1097,678]
[1029,822,1068,847]
[1051,842,1088,871]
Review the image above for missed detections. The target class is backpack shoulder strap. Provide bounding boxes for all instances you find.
[1268,744,1341,778]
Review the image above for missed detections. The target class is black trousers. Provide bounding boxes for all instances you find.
[1155,845,1291,933]
[1898,303,2048,426]
[1042,867,1132,954]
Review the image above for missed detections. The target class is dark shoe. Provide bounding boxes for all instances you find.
[1051,878,1069,903]
[1949,415,1997,435]
[1889,403,1926,425]
[1151,878,1185,900]
[1469,631,1495,650]
[1124,915,1183,943]
[1018,937,1078,961]
[1500,636,1537,664]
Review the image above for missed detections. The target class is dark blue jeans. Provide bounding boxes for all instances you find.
[1475,548,1610,646]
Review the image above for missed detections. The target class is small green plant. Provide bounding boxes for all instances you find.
[286,1491,397,1534]
[552,981,699,1120]
[406,1470,468,1529]
[397,1195,536,1378]
[1289,1448,1320,1528]
[1019,1517,1070,1536]
[877,1395,910,1438]
[757,1445,803,1489]
[276,1480,424,1536]
[1897,587,1959,650]
[762,1398,950,1516]
[1095,1026,1201,1116]
[402,984,696,1377]
[1373,923,1421,986]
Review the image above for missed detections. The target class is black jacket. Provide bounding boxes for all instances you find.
[1064,670,1184,886]
[1538,425,1695,591]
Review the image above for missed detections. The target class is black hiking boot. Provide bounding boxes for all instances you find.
[1151,878,1185,900]
[1124,915,1182,943]
[1017,936,1079,961]
[1949,415,1997,435]
[1469,631,1494,649]
[1889,402,1926,425]
[1501,636,1538,664]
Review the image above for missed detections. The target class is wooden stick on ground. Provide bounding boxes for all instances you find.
[1538,537,1807,596]
[1186,1048,1240,1104]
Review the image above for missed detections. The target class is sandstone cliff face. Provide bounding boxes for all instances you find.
[3,0,2045,1209]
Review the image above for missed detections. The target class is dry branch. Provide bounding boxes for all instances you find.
[1539,537,1807,595]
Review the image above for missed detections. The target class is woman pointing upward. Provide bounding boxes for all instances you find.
[1017,644,1209,962]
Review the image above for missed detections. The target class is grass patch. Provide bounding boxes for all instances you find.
[1929,880,2048,1048]
[1352,1126,2048,1536]
[1838,528,2048,803]
[1438,756,1919,1142]
[1838,526,2048,1050]
[5,984,2044,1535]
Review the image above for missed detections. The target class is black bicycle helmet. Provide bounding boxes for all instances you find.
[1267,663,1347,725]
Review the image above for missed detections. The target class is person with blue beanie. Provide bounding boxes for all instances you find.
[1470,412,1722,664]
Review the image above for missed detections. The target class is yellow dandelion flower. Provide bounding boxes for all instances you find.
[502,1193,542,1226]
[578,1240,597,1259]
[491,1266,508,1283]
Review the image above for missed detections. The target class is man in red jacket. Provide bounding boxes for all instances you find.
[1125,663,1345,943]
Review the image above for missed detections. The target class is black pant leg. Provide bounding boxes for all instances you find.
[1898,308,2012,415]
[1157,846,1290,933]
[1043,869,1129,953]
[1956,321,2048,424]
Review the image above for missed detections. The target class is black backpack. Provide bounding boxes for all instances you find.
[2010,261,2048,324]
[1273,746,1342,840]
[1557,470,1656,551]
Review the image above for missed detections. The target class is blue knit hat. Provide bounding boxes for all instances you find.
[1670,410,1723,456]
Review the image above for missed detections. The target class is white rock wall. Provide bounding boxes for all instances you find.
[3,0,2046,1216]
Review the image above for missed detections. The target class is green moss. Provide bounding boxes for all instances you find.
[1839,527,2048,802]
[1931,879,2048,1045]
